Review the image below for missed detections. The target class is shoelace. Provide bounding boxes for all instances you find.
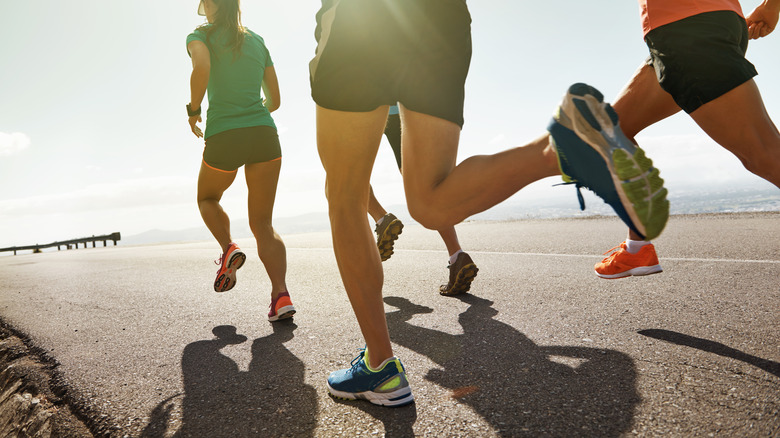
[350,348,367,371]
[554,181,587,210]
[602,245,624,256]
[600,244,627,263]
[214,253,226,273]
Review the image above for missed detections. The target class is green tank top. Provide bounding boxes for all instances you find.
[187,26,276,138]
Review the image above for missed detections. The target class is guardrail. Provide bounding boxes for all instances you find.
[0,232,121,255]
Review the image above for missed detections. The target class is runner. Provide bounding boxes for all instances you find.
[186,0,295,321]
[595,0,780,279]
[369,105,479,296]
[310,0,668,406]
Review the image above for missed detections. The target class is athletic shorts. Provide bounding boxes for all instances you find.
[384,113,402,169]
[203,125,282,172]
[645,10,757,114]
[310,0,472,127]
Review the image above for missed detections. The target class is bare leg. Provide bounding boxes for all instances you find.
[317,105,392,369]
[690,79,780,187]
[245,159,288,299]
[438,227,462,257]
[399,106,560,230]
[367,186,388,223]
[197,163,238,252]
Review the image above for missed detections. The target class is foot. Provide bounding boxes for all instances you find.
[268,291,296,322]
[375,213,404,262]
[214,242,246,292]
[548,83,669,241]
[439,252,479,296]
[327,348,414,407]
[595,241,663,279]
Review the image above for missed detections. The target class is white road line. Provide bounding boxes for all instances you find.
[290,247,780,264]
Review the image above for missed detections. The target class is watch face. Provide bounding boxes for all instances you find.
[198,0,205,16]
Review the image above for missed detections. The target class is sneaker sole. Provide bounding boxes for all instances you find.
[214,250,246,292]
[555,83,669,240]
[327,383,414,407]
[377,220,404,262]
[440,263,479,296]
[268,305,296,322]
[595,264,663,279]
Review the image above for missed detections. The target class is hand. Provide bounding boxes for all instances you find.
[189,115,203,138]
[746,3,779,39]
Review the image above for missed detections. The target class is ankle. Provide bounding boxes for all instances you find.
[625,239,651,254]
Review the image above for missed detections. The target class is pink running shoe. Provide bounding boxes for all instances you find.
[214,242,246,292]
[268,291,296,322]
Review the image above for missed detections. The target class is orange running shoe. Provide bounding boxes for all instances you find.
[595,241,662,279]
[268,291,296,322]
[214,242,246,292]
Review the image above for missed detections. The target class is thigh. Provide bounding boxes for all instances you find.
[399,106,461,202]
[690,78,777,156]
[612,62,681,139]
[317,105,389,204]
[245,159,282,221]
[197,162,237,202]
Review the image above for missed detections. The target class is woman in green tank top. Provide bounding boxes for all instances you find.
[185,0,295,322]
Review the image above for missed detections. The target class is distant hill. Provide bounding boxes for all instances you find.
[123,211,337,246]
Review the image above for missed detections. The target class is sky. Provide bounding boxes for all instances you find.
[1,1,779,247]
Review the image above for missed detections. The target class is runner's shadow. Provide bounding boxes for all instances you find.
[141,322,317,437]
[384,295,639,437]
[330,396,417,438]
[638,329,780,377]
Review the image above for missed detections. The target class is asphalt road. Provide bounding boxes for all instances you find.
[1,213,778,437]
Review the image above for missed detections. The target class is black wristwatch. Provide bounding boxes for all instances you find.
[186,103,201,117]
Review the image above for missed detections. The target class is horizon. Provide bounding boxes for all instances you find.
[3,187,778,253]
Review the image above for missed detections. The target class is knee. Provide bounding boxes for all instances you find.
[407,200,450,230]
[197,192,221,207]
[735,132,780,181]
[249,217,273,238]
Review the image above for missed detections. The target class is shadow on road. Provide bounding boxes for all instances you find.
[141,321,317,437]
[638,328,780,377]
[385,294,639,437]
[330,395,418,437]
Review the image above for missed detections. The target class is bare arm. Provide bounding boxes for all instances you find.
[187,40,210,137]
[261,65,281,113]
[746,0,780,39]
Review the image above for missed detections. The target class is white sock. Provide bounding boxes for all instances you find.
[625,239,651,254]
[449,250,463,265]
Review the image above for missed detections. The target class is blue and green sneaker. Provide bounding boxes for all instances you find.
[548,83,669,240]
[327,348,414,407]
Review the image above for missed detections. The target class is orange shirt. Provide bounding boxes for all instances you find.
[639,0,744,35]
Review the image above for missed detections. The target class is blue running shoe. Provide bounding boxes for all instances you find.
[548,83,669,240]
[327,348,414,407]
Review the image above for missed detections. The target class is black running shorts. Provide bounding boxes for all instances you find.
[310,0,472,127]
[645,10,757,114]
[203,125,282,172]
